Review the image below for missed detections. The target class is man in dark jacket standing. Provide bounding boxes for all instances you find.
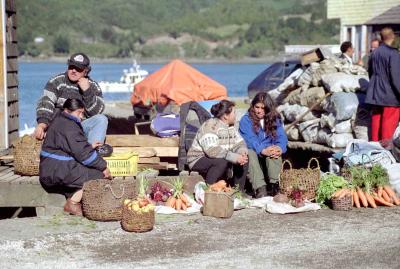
[33,53,108,144]
[366,27,400,142]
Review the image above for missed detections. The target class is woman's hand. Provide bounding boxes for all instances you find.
[237,153,248,165]
[262,146,282,158]
[103,168,112,179]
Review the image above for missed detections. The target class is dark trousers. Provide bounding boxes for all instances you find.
[191,157,249,191]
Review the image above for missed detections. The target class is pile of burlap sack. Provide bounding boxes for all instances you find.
[268,56,370,148]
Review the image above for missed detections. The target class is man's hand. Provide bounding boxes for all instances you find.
[33,123,48,140]
[92,142,102,149]
[103,168,112,179]
[77,77,90,91]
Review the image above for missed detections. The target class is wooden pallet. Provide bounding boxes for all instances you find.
[0,163,136,216]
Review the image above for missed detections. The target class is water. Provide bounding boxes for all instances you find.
[19,62,269,128]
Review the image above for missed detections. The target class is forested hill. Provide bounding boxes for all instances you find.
[18,0,339,60]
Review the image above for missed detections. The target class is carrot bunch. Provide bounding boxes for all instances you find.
[351,185,400,208]
[209,180,233,192]
[165,177,192,211]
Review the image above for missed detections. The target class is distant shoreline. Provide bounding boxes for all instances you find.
[18,55,286,64]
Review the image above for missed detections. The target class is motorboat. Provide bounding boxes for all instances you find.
[99,60,149,93]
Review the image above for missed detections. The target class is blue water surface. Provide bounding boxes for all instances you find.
[19,62,269,128]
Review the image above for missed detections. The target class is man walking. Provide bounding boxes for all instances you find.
[366,27,400,142]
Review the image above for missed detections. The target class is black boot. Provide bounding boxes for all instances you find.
[255,186,268,198]
[270,183,280,196]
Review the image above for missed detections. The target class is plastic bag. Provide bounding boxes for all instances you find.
[384,163,400,195]
[326,133,354,148]
[299,119,320,143]
[282,103,318,122]
[343,139,396,167]
[323,92,359,121]
[322,72,369,93]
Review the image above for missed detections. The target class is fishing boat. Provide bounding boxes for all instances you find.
[98,60,149,93]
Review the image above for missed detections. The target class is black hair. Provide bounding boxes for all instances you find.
[340,41,353,53]
[249,92,281,138]
[63,98,85,111]
[210,100,235,119]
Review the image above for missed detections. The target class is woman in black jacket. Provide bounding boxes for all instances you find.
[39,98,111,216]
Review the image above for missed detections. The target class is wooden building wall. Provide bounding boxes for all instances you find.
[0,0,18,153]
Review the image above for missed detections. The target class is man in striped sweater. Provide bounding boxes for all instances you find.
[33,53,108,144]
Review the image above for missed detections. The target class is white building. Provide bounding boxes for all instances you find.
[327,0,400,61]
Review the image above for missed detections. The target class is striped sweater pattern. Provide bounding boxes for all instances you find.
[187,118,248,168]
[36,72,105,125]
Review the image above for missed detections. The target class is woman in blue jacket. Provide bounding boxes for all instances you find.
[239,92,288,198]
[39,98,111,216]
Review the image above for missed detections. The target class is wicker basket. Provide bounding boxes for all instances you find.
[202,190,235,218]
[13,135,42,176]
[121,206,155,232]
[82,178,136,221]
[331,194,352,211]
[279,158,321,201]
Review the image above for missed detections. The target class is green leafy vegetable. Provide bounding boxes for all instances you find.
[316,173,349,204]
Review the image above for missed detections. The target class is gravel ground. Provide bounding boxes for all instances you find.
[1,206,400,269]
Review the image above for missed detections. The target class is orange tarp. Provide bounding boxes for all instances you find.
[130,59,227,106]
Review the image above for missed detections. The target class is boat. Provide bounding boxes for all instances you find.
[98,60,149,93]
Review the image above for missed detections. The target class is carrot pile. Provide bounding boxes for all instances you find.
[165,177,192,211]
[208,180,233,192]
[351,185,400,208]
[339,164,400,209]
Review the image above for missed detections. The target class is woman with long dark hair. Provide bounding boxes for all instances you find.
[239,92,288,198]
[39,98,111,216]
[187,100,249,191]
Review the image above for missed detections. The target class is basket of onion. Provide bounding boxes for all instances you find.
[121,177,155,232]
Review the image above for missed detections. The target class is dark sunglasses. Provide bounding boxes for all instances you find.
[68,65,85,72]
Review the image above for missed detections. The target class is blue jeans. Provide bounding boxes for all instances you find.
[81,114,108,144]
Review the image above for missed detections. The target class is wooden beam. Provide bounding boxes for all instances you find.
[137,157,160,164]
[113,147,178,157]
[112,147,156,157]
[106,135,179,147]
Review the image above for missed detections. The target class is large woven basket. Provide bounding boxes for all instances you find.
[82,178,136,221]
[121,206,155,232]
[279,158,321,201]
[331,194,352,211]
[13,135,42,176]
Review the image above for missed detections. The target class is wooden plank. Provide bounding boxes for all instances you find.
[7,86,18,102]
[8,131,19,146]
[0,183,48,207]
[6,58,17,72]
[0,8,5,150]
[112,147,156,157]
[6,42,18,57]
[0,170,16,182]
[5,173,22,183]
[138,162,169,170]
[106,135,179,147]
[114,147,178,157]
[8,115,18,131]
[6,72,18,87]
[138,157,160,164]
[0,155,13,160]
[8,101,18,116]
[0,167,13,177]
[5,0,16,13]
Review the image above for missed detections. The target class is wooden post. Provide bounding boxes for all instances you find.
[0,0,6,151]
[0,0,18,153]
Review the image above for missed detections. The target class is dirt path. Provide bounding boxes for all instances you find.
[1,206,399,268]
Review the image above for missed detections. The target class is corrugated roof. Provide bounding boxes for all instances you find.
[366,4,400,24]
